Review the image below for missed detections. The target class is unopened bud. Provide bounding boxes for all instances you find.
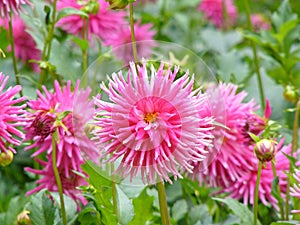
[254,139,276,162]
[0,150,14,167]
[81,0,100,14]
[283,85,298,104]
[16,210,31,225]
[106,0,129,9]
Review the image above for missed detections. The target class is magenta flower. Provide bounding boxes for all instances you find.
[94,61,214,184]
[0,16,41,72]
[24,80,99,204]
[104,21,156,64]
[0,0,31,17]
[191,82,258,187]
[56,0,126,42]
[198,0,237,29]
[251,14,270,31]
[0,72,26,154]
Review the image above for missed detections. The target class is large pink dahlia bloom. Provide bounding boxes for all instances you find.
[0,16,41,72]
[94,61,214,184]
[0,73,26,154]
[191,82,258,187]
[198,0,237,29]
[56,0,126,42]
[24,80,98,204]
[0,0,31,17]
[105,22,156,64]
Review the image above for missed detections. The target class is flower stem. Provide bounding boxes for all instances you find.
[129,2,138,63]
[271,160,284,220]
[157,181,170,225]
[51,133,67,225]
[111,164,118,221]
[254,161,263,225]
[40,0,58,85]
[243,0,265,109]
[82,17,89,87]
[291,99,300,220]
[8,12,23,97]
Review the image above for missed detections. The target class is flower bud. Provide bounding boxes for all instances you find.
[106,0,129,9]
[283,85,298,104]
[0,150,14,167]
[16,210,31,225]
[81,0,100,14]
[254,139,276,162]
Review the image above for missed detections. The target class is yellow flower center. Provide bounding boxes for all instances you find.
[144,112,159,123]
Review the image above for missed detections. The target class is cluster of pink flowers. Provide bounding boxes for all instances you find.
[0,16,41,72]
[56,0,156,63]
[24,80,99,205]
[190,83,292,208]
[198,0,237,28]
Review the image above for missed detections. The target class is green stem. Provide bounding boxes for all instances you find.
[129,2,138,63]
[254,161,263,225]
[271,160,284,220]
[157,181,170,225]
[51,133,67,225]
[111,164,118,221]
[82,17,89,87]
[40,0,58,85]
[8,12,23,97]
[291,99,300,220]
[243,0,265,109]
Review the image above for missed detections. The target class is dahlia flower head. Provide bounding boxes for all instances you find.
[251,13,270,31]
[0,72,26,154]
[56,0,126,42]
[190,83,290,208]
[24,80,99,204]
[0,0,31,17]
[104,21,156,64]
[93,60,215,184]
[198,0,237,29]
[0,16,41,72]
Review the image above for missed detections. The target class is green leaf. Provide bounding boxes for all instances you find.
[27,191,56,225]
[56,7,89,22]
[1,196,29,225]
[270,221,300,225]
[171,199,188,222]
[128,188,154,225]
[49,192,77,224]
[77,202,101,225]
[70,37,89,52]
[116,185,134,225]
[188,205,213,225]
[213,197,261,225]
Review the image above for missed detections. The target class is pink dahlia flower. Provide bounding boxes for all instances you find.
[104,22,156,64]
[191,82,259,187]
[0,16,41,72]
[225,140,291,207]
[24,80,99,204]
[250,14,270,31]
[56,0,126,42]
[198,0,237,29]
[0,0,31,17]
[0,72,26,154]
[94,61,214,184]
